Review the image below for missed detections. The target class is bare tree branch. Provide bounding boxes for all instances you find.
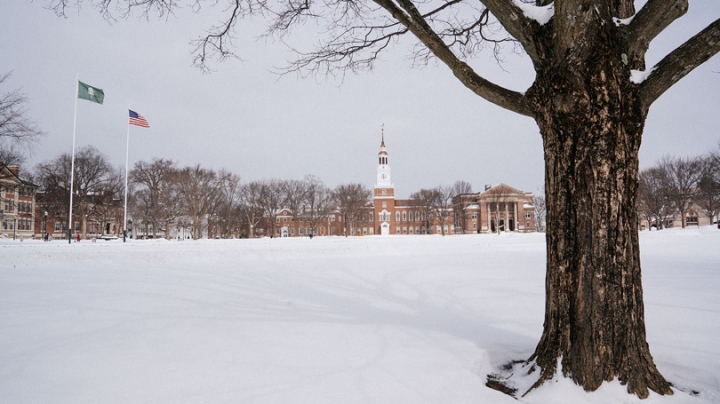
[0,72,44,160]
[369,0,532,116]
[478,0,540,64]
[624,0,688,69]
[640,18,720,110]
[192,0,254,70]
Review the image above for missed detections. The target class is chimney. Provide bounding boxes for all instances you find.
[8,165,19,176]
[484,184,492,191]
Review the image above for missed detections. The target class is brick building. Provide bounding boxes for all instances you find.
[1,164,38,240]
[34,190,124,241]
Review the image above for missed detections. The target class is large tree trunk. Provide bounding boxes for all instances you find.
[525,29,672,398]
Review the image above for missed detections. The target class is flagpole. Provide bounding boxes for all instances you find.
[123,107,130,242]
[68,75,79,244]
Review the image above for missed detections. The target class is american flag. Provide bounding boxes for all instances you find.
[129,110,150,128]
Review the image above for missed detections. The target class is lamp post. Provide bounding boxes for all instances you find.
[43,211,48,241]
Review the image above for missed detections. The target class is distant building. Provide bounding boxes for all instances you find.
[34,188,124,241]
[453,184,536,234]
[674,203,715,227]
[639,202,716,230]
[1,164,38,240]
[372,133,536,235]
[270,208,350,238]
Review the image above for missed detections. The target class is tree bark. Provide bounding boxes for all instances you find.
[524,20,672,398]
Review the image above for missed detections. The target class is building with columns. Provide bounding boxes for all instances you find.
[453,184,536,234]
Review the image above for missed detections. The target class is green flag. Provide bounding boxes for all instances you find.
[78,81,104,104]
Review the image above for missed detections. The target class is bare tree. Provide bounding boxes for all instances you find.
[258,179,285,237]
[129,158,178,239]
[428,185,453,236]
[409,188,438,234]
[88,165,125,237]
[281,179,308,236]
[34,146,116,238]
[532,191,546,233]
[238,180,265,238]
[303,175,334,236]
[0,72,44,164]
[638,166,673,230]
[696,148,720,226]
[658,155,702,228]
[48,0,720,396]
[451,180,473,233]
[209,170,242,239]
[173,164,224,239]
[333,183,371,237]
[0,145,26,167]
[452,180,473,196]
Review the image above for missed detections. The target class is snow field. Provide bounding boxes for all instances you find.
[1,229,718,403]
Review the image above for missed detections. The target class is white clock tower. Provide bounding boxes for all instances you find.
[373,127,395,236]
[375,130,392,188]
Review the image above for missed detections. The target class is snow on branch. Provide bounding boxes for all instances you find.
[630,68,655,84]
[613,15,635,26]
[510,0,554,26]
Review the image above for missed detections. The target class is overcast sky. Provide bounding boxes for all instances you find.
[2,1,719,198]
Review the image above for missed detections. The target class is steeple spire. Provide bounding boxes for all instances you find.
[376,125,391,186]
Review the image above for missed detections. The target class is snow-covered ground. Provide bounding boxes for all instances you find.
[1,227,719,404]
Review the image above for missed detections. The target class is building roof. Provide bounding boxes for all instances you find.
[0,163,39,188]
[478,183,525,197]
